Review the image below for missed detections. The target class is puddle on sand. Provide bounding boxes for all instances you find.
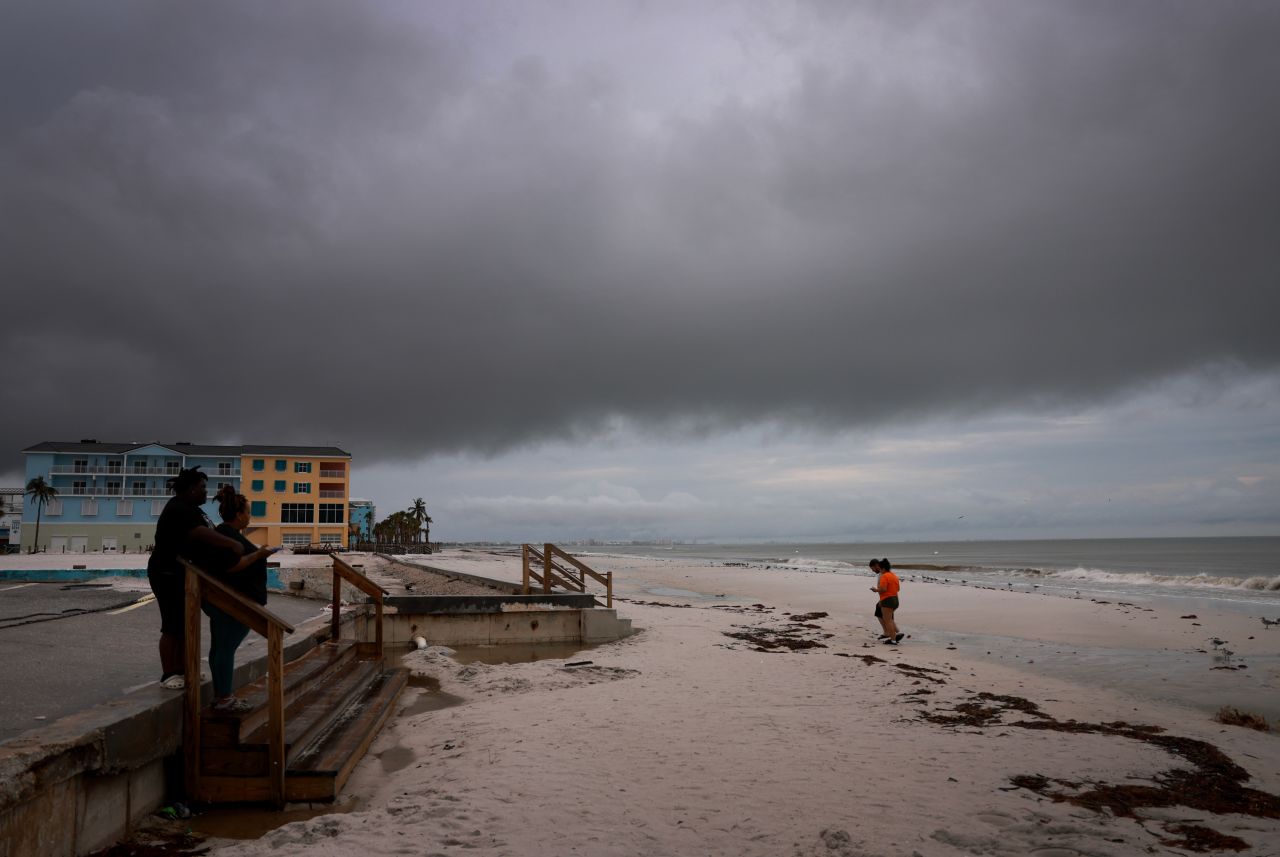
[400,674,466,716]
[446,640,600,665]
[186,797,362,840]
[376,743,418,773]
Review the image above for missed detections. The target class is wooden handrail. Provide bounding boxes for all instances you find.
[329,554,389,659]
[181,558,294,807]
[522,545,583,592]
[521,544,613,607]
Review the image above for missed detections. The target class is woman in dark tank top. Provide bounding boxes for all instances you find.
[205,486,280,712]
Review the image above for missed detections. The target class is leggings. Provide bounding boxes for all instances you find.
[205,603,251,698]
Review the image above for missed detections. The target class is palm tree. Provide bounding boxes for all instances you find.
[408,498,433,545]
[24,477,59,553]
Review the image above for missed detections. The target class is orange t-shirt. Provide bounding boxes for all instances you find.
[879,571,900,601]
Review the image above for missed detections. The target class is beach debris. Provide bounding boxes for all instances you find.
[916,692,1280,852]
[1213,706,1270,732]
[1180,614,1198,619]
[892,663,946,685]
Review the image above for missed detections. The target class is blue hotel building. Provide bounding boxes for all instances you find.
[21,440,351,553]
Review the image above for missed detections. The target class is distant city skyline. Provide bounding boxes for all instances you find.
[3,2,1278,543]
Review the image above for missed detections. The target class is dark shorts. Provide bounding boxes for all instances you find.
[874,596,899,617]
[148,570,185,636]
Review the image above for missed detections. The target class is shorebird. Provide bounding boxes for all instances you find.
[1209,637,1228,648]
[1261,617,1279,630]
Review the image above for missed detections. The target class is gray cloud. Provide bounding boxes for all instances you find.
[4,0,1279,474]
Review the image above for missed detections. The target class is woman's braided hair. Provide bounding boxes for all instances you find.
[169,465,206,495]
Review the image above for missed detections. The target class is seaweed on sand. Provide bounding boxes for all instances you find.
[919,691,1280,852]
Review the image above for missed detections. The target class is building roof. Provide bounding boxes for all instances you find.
[23,441,350,458]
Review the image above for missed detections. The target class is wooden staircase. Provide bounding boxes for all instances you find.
[180,556,407,805]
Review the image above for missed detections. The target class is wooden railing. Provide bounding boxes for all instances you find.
[181,558,296,807]
[330,554,389,659]
[180,554,389,807]
[521,543,613,608]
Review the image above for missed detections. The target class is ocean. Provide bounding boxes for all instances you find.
[590,537,1280,615]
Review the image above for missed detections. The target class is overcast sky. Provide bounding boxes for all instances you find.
[4,1,1278,542]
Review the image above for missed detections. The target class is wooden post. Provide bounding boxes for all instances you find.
[374,596,384,659]
[331,564,341,642]
[267,624,285,807]
[606,571,613,608]
[183,567,202,800]
[543,543,552,595]
[521,544,530,594]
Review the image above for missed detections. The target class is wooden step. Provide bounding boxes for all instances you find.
[200,659,381,777]
[287,667,410,801]
[201,640,359,747]
[194,668,409,804]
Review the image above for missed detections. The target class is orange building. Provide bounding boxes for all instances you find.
[240,446,351,549]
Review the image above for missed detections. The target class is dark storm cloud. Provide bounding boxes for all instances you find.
[4,0,1279,471]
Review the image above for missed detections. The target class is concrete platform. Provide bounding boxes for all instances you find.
[0,580,328,745]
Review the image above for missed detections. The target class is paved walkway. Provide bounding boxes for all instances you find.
[0,579,327,744]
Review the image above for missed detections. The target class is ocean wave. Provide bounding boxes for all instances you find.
[782,557,860,572]
[1045,567,1280,591]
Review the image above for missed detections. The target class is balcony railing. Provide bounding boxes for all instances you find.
[318,490,344,498]
[318,470,345,478]
[51,465,127,475]
[51,466,240,478]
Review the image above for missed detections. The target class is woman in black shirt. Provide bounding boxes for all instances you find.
[147,467,244,689]
[207,486,279,712]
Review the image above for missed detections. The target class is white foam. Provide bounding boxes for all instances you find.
[1046,566,1280,592]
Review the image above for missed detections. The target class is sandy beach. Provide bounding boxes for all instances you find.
[184,549,1280,857]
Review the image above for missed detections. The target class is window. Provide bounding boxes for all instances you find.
[293,483,312,494]
[318,533,344,547]
[132,481,147,496]
[251,500,266,517]
[217,462,234,475]
[274,480,286,492]
[319,503,344,524]
[117,500,134,516]
[253,459,265,471]
[280,503,314,523]
[107,461,122,474]
[252,480,264,491]
[133,461,148,474]
[73,480,88,495]
[216,482,231,494]
[165,461,180,474]
[73,459,88,473]
[105,480,121,495]
[81,499,97,516]
[282,533,312,547]
[275,460,287,471]
[294,461,312,473]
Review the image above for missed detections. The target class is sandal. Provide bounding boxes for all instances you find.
[160,675,185,690]
[212,697,252,713]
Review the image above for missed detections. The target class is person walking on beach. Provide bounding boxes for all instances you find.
[205,485,280,712]
[871,558,903,644]
[146,467,244,689]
